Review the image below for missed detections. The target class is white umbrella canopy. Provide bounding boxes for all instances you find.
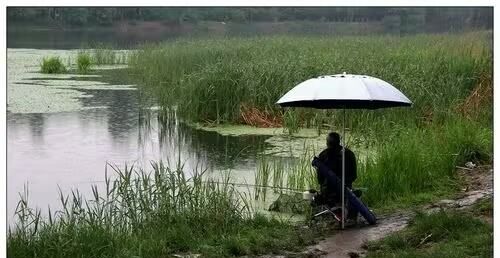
[277,73,412,109]
[276,73,412,229]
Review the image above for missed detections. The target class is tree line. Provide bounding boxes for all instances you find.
[8,7,492,32]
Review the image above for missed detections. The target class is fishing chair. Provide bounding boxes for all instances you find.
[310,188,363,222]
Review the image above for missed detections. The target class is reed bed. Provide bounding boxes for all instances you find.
[129,32,492,130]
[91,48,127,65]
[80,43,128,65]
[8,162,316,258]
[255,146,318,201]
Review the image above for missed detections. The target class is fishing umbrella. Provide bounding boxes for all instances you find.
[276,73,412,229]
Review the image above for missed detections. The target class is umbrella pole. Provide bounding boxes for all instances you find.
[342,108,346,229]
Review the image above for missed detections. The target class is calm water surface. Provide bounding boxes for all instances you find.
[7,49,283,220]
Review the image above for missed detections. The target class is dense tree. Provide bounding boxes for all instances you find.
[7,7,492,33]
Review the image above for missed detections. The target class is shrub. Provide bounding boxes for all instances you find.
[40,57,66,74]
[77,52,92,74]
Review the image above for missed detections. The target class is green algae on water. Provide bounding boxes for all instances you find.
[8,48,134,113]
[190,123,323,137]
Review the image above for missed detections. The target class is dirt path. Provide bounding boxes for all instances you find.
[305,165,493,258]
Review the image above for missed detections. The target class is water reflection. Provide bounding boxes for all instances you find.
[7,57,289,222]
[22,113,44,146]
[7,89,274,219]
[156,110,270,168]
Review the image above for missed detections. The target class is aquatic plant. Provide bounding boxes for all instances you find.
[88,43,126,65]
[255,155,271,200]
[76,52,92,74]
[7,161,318,258]
[283,109,301,135]
[40,57,66,74]
[255,145,318,201]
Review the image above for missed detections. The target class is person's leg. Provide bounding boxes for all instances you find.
[345,184,359,221]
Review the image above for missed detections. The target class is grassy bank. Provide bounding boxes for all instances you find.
[127,31,492,231]
[357,117,492,207]
[254,116,492,210]
[129,32,492,129]
[365,205,493,257]
[7,163,319,258]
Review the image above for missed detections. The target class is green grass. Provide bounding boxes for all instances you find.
[129,32,492,130]
[76,51,92,74]
[255,116,492,209]
[40,57,67,74]
[88,43,126,65]
[365,210,493,258]
[357,117,492,207]
[7,162,320,258]
[472,197,493,217]
[255,146,318,202]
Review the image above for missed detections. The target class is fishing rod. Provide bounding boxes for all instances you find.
[207,180,306,194]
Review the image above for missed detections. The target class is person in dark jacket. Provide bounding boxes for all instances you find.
[316,132,358,220]
[317,132,357,190]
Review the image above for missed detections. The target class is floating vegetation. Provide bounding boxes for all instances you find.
[7,83,89,113]
[8,49,134,113]
[190,123,325,137]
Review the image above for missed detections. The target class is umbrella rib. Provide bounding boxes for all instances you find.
[360,77,374,101]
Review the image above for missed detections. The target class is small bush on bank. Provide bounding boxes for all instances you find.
[40,57,66,74]
[77,52,92,74]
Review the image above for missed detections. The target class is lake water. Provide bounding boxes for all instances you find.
[7,48,313,221]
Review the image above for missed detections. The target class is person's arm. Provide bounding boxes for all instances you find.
[347,149,357,185]
[316,150,329,193]
[318,149,327,162]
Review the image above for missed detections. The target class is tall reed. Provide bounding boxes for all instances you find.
[8,162,316,257]
[129,32,492,130]
[357,117,492,207]
[255,145,318,201]
[86,43,127,65]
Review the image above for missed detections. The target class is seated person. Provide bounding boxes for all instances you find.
[315,132,358,220]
